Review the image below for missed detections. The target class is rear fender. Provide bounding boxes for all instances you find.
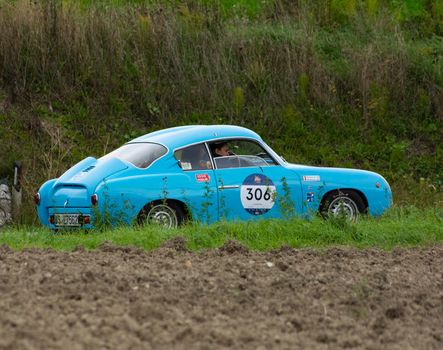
[37,178,57,226]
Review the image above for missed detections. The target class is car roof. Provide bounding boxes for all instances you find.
[128,125,262,150]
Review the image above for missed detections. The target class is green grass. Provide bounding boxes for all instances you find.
[1,206,441,251]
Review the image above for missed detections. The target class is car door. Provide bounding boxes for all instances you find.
[209,139,303,221]
[173,143,218,223]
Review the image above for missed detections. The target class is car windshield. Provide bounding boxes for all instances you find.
[209,139,278,169]
[100,142,167,169]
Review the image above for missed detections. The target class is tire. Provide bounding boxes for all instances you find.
[321,190,366,222]
[138,201,186,228]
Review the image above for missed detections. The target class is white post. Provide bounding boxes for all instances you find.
[11,187,22,223]
[12,161,23,223]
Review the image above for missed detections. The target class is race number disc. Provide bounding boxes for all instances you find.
[240,174,276,215]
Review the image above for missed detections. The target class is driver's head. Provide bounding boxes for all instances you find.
[213,142,229,157]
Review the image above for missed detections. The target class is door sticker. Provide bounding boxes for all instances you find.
[302,175,320,182]
[306,192,315,202]
[240,174,276,215]
[196,173,210,183]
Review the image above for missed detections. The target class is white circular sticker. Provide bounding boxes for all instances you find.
[240,174,276,215]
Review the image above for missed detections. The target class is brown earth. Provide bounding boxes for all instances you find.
[0,241,442,350]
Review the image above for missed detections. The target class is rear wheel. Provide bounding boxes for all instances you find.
[138,201,186,228]
[321,190,366,222]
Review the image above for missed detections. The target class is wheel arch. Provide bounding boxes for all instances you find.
[319,188,368,213]
[137,198,192,222]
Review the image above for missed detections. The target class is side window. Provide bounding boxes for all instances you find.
[174,144,212,171]
[209,139,277,169]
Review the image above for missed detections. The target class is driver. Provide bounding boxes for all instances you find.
[212,142,230,157]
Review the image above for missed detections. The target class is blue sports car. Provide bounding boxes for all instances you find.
[35,125,392,229]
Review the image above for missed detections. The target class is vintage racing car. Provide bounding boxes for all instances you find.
[35,125,392,228]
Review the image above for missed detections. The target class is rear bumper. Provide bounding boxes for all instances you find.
[43,207,94,229]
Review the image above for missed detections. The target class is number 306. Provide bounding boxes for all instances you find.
[245,187,272,201]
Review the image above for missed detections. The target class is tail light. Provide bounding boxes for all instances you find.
[78,215,91,225]
[34,193,41,205]
[91,194,98,206]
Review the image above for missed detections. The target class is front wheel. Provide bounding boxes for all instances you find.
[321,190,366,222]
[138,201,185,228]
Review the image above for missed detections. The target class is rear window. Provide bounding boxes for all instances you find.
[101,143,167,169]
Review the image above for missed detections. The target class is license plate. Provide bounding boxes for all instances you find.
[54,214,80,227]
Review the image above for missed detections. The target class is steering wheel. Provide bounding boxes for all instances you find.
[255,152,268,158]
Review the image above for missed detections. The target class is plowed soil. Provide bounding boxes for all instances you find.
[0,240,442,350]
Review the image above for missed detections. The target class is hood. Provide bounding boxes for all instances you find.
[285,163,387,187]
[286,163,377,176]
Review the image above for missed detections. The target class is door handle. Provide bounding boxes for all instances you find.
[218,185,240,190]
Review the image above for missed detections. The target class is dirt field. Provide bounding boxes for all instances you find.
[0,240,441,350]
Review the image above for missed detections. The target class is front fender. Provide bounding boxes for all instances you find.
[287,165,392,216]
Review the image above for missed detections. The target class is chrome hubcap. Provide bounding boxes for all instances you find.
[147,205,178,228]
[328,196,358,221]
